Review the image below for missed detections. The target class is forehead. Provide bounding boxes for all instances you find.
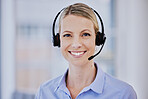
[61,15,94,32]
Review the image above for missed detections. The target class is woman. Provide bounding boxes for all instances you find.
[35,3,137,99]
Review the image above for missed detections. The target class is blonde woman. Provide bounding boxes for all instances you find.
[35,3,137,99]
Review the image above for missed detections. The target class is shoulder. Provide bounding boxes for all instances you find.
[40,75,62,91]
[35,75,63,99]
[104,73,137,98]
[105,73,130,89]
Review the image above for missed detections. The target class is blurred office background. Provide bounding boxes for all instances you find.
[1,0,148,99]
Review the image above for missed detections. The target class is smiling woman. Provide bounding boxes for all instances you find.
[35,3,137,99]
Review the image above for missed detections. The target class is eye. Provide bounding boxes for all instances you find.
[63,34,72,37]
[82,33,91,37]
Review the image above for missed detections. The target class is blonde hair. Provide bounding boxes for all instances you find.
[59,3,99,34]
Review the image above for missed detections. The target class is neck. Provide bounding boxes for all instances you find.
[66,61,96,89]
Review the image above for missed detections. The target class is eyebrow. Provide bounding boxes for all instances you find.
[62,29,92,34]
[62,30,73,34]
[81,29,92,33]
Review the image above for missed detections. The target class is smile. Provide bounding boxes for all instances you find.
[68,51,86,57]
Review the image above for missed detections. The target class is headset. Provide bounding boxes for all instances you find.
[52,7,106,60]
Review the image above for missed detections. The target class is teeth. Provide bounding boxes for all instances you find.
[71,52,84,56]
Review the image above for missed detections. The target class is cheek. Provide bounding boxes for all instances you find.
[85,37,96,48]
[60,39,69,52]
[83,38,95,54]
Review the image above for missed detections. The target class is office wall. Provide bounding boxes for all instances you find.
[1,0,15,99]
[116,0,148,99]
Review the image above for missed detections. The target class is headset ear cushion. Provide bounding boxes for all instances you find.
[53,33,60,47]
[96,32,104,46]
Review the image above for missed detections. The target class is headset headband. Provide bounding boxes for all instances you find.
[52,6,106,60]
[52,7,105,38]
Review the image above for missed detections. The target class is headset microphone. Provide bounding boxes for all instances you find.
[88,37,106,60]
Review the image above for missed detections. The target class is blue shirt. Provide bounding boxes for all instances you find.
[35,64,137,99]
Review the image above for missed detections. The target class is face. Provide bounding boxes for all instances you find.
[60,15,96,66]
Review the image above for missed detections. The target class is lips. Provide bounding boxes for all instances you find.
[68,51,86,58]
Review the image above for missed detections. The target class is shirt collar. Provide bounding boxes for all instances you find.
[89,63,105,94]
[54,63,105,94]
[54,69,68,92]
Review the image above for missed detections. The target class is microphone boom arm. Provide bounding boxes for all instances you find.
[88,37,106,60]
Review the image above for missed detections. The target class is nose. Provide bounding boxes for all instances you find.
[71,37,82,49]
